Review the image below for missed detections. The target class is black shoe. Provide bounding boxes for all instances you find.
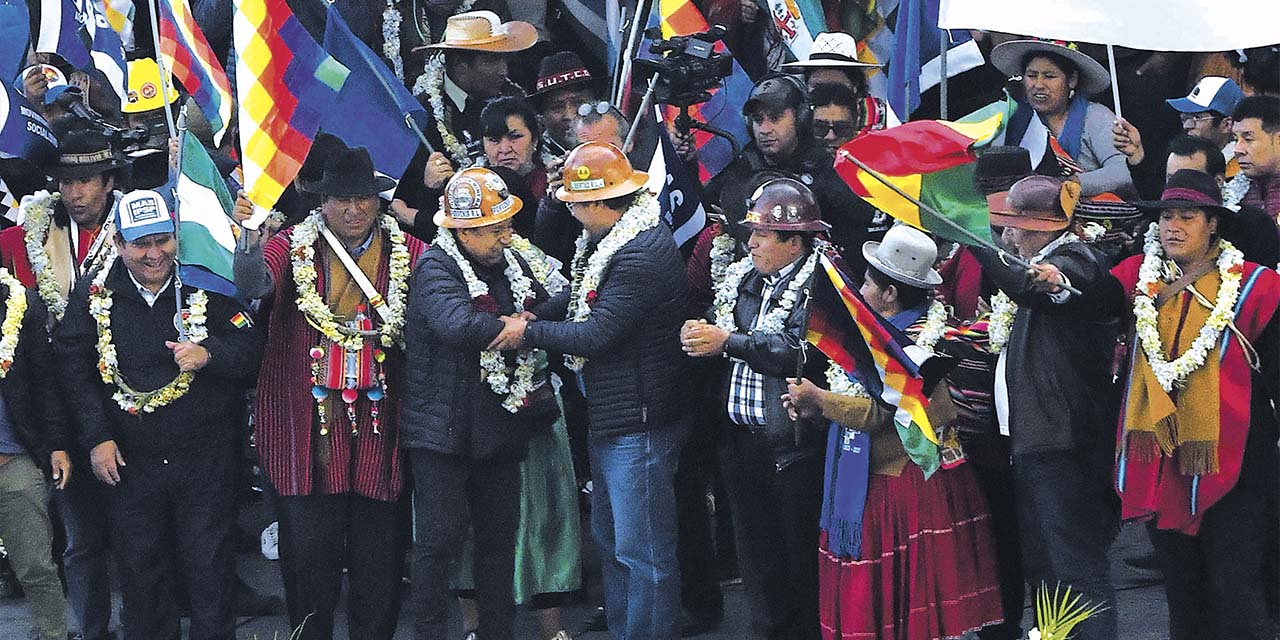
[680,610,722,637]
[577,606,608,634]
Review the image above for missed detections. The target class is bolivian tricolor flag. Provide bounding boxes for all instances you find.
[806,251,941,476]
[834,108,1006,246]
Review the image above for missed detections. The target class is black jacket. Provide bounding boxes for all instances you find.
[971,239,1126,455]
[54,263,263,460]
[0,288,70,474]
[400,244,550,459]
[524,225,690,435]
[703,140,890,277]
[712,263,826,467]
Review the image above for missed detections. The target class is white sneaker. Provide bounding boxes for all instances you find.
[260,521,279,561]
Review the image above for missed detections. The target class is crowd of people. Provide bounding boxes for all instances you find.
[0,2,1279,640]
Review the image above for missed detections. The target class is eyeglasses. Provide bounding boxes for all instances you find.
[578,101,612,117]
[1179,113,1217,125]
[813,120,858,138]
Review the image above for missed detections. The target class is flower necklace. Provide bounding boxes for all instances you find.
[382,0,404,81]
[825,300,948,397]
[434,227,544,413]
[712,237,829,335]
[1133,222,1243,391]
[1222,173,1250,210]
[564,191,660,371]
[708,230,737,289]
[20,190,116,320]
[986,232,1080,354]
[413,45,477,167]
[510,235,566,295]
[89,257,209,414]
[290,210,412,351]
[0,268,28,378]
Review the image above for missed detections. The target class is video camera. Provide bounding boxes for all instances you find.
[51,87,150,151]
[633,25,734,108]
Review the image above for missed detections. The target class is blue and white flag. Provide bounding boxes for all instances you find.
[0,0,30,86]
[645,108,706,249]
[0,82,59,166]
[885,0,984,118]
[35,0,128,108]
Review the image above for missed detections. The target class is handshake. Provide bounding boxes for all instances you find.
[488,312,536,351]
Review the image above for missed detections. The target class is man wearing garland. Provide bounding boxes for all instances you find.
[55,190,263,640]
[1112,169,1280,640]
[402,166,560,639]
[490,141,690,640]
[232,144,426,640]
[679,178,831,639]
[968,175,1127,640]
[0,118,125,640]
[398,11,535,213]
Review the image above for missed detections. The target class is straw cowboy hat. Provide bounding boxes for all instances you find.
[415,11,537,53]
[781,32,879,69]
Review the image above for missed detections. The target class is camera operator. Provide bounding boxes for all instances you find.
[703,74,889,278]
[120,58,180,191]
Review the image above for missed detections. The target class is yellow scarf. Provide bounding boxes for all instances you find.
[1123,268,1223,476]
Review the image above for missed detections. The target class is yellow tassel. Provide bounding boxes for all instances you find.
[1178,441,1218,476]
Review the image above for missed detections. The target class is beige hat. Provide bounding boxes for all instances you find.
[415,11,537,53]
[862,224,942,289]
[781,32,879,69]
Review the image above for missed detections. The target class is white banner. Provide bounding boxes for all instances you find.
[939,0,1280,51]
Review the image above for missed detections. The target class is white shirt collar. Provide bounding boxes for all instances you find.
[126,269,173,308]
[443,72,469,113]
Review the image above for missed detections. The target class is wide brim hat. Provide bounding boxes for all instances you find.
[308,145,396,197]
[297,133,350,193]
[780,32,879,70]
[415,11,537,53]
[529,51,598,98]
[990,39,1110,97]
[861,225,942,289]
[46,127,129,180]
[989,175,1079,232]
[1132,169,1233,217]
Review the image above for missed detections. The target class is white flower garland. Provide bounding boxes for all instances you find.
[433,227,543,413]
[510,235,566,296]
[19,190,116,320]
[987,291,1017,354]
[824,300,947,397]
[712,238,830,335]
[1079,221,1106,242]
[290,211,412,351]
[1222,172,1250,210]
[1133,222,1243,392]
[0,268,28,378]
[88,257,209,414]
[708,231,737,289]
[382,0,404,81]
[564,191,661,371]
[413,52,474,167]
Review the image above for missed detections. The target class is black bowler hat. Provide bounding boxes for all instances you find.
[297,133,349,193]
[973,146,1033,196]
[307,145,396,197]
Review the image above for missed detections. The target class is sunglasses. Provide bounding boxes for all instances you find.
[813,120,858,138]
[578,101,612,117]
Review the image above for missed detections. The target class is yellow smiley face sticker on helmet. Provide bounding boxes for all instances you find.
[575,165,591,180]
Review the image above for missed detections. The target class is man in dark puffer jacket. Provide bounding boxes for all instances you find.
[401,167,554,640]
[492,142,690,640]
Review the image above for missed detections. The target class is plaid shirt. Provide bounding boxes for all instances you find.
[726,260,800,426]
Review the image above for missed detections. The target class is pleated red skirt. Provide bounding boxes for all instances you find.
[818,463,1004,640]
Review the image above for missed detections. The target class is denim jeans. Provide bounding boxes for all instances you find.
[52,454,115,640]
[0,455,67,640]
[589,420,689,640]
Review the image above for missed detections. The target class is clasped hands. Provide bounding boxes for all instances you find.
[488,312,536,351]
[680,319,730,357]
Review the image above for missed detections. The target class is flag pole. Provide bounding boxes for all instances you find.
[939,31,948,120]
[172,106,188,340]
[838,151,1082,296]
[1106,44,1123,121]
[792,269,816,447]
[624,75,658,153]
[149,0,179,140]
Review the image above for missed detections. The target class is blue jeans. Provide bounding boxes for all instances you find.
[589,420,689,640]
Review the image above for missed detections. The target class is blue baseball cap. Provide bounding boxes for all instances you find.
[114,190,175,242]
[1166,76,1244,117]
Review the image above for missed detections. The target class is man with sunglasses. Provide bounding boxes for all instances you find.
[810,83,862,159]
